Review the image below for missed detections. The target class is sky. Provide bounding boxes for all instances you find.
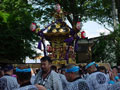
[81,21,113,38]
[26,21,113,63]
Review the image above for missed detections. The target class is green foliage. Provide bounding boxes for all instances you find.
[0,0,115,63]
[31,0,114,63]
[0,0,39,63]
[92,25,120,65]
[92,34,107,62]
[31,0,113,27]
[30,0,115,64]
[0,11,9,22]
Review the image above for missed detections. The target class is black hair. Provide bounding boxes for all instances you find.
[82,66,87,74]
[51,65,57,71]
[36,69,40,74]
[112,66,118,70]
[79,66,84,75]
[3,64,13,72]
[98,66,107,74]
[16,71,31,82]
[15,65,31,83]
[41,56,52,63]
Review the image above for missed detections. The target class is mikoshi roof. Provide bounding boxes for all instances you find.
[44,20,71,37]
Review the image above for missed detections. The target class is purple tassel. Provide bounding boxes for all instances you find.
[70,29,75,36]
[74,36,80,52]
[74,42,78,52]
[42,40,46,56]
[38,40,42,50]
[64,44,70,64]
[65,54,68,60]
[38,31,44,37]
[64,37,74,43]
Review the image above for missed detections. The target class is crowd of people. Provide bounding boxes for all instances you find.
[0,56,120,90]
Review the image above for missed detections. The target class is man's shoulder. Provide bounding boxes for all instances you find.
[74,78,87,84]
[90,71,105,76]
[51,70,59,75]
[37,69,42,74]
[65,79,89,90]
[87,71,106,80]
[2,75,17,81]
[0,77,7,90]
[14,85,38,90]
[58,73,66,78]
[77,79,89,90]
[108,82,120,90]
[50,71,59,77]
[49,71,62,81]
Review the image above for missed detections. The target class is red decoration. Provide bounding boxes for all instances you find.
[81,31,86,38]
[72,55,75,58]
[76,22,82,30]
[55,4,61,13]
[47,45,52,52]
[30,23,36,32]
[69,46,73,52]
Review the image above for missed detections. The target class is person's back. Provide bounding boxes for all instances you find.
[14,85,46,90]
[65,78,89,90]
[0,67,4,78]
[85,62,110,90]
[86,72,109,90]
[0,75,19,90]
[15,65,46,90]
[0,65,19,90]
[107,81,120,90]
[0,77,7,90]
[59,73,69,89]
[64,64,90,90]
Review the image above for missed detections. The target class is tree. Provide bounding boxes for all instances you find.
[0,0,39,63]
[115,0,120,23]
[92,0,120,65]
[30,0,115,63]
[92,34,108,62]
[28,0,116,64]
[92,25,120,65]
[31,0,113,28]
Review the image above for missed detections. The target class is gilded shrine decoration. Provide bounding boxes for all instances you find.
[30,4,85,65]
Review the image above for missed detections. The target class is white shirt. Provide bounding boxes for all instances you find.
[34,70,63,90]
[30,74,36,85]
[107,82,120,90]
[0,75,19,90]
[59,74,69,89]
[86,72,109,90]
[65,78,89,90]
[14,85,38,90]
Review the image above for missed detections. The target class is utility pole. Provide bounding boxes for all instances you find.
[112,0,118,30]
[115,0,120,23]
